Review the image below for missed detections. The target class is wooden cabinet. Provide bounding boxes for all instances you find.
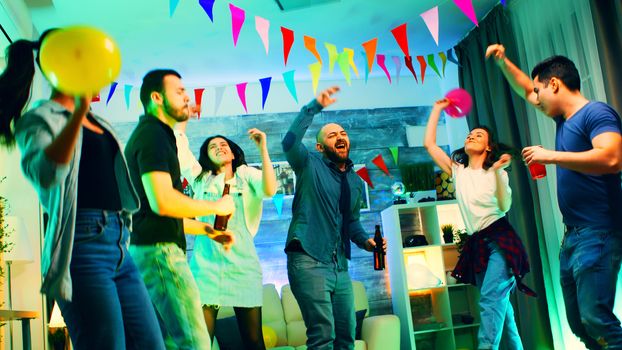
[381,200,480,350]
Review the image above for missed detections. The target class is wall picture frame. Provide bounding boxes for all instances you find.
[249,161,296,197]
[354,164,371,212]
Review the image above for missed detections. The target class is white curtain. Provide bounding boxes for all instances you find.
[508,0,612,349]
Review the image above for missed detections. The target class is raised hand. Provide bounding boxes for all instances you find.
[492,153,512,171]
[248,128,267,149]
[433,98,451,111]
[485,44,506,64]
[316,86,340,108]
[73,95,91,120]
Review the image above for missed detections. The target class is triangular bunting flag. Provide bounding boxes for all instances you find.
[447,48,460,66]
[452,0,478,26]
[344,48,359,77]
[194,88,205,118]
[420,6,439,45]
[303,35,322,64]
[372,154,391,176]
[361,51,369,83]
[439,52,448,76]
[404,56,418,83]
[337,51,351,85]
[376,54,392,84]
[281,27,294,66]
[309,62,322,95]
[106,82,118,105]
[169,0,180,17]
[325,43,338,73]
[236,82,248,113]
[390,23,410,57]
[91,93,101,102]
[282,70,298,103]
[229,4,245,47]
[362,38,377,74]
[124,84,132,111]
[356,166,374,189]
[255,16,270,54]
[392,56,402,84]
[199,0,215,22]
[389,147,399,165]
[214,86,225,114]
[259,77,271,110]
[427,54,442,78]
[417,56,427,83]
[272,193,284,216]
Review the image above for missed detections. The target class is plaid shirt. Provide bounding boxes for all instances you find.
[451,217,536,297]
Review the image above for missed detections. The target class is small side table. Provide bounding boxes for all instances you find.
[0,310,39,350]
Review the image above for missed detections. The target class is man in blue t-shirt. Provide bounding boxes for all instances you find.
[486,44,622,349]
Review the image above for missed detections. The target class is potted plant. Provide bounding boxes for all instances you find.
[441,224,454,244]
[454,229,470,253]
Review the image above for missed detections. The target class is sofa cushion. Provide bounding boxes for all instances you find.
[355,309,367,340]
[263,284,288,347]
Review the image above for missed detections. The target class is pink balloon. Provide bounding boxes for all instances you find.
[444,88,472,118]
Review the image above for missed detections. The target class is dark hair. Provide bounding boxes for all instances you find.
[450,125,515,170]
[531,55,580,92]
[0,29,57,147]
[196,135,247,182]
[139,69,182,114]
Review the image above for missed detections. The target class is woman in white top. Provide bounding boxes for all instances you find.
[424,98,534,350]
[176,123,277,350]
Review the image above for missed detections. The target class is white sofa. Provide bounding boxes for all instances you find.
[213,281,400,350]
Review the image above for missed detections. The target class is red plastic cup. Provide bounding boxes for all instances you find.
[444,88,473,118]
[528,162,547,179]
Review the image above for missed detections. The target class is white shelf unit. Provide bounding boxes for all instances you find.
[381,200,480,350]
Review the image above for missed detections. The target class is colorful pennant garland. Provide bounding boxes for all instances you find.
[194,88,205,118]
[281,27,295,66]
[236,82,248,113]
[282,70,298,103]
[372,154,391,176]
[356,167,374,189]
[303,35,322,63]
[376,54,392,84]
[259,77,271,110]
[390,23,410,57]
[199,0,215,22]
[255,16,270,54]
[229,4,245,47]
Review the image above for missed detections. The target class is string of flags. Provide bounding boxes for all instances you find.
[96,47,459,115]
[95,0,478,113]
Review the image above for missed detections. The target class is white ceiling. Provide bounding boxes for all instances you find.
[21,0,500,86]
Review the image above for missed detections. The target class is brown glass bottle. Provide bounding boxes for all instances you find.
[214,184,231,231]
[373,225,385,270]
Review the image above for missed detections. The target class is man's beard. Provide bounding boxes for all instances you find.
[163,97,189,122]
[324,146,349,164]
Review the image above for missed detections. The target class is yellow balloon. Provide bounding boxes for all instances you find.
[262,325,277,348]
[39,26,121,95]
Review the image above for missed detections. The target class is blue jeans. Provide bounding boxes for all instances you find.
[287,252,355,350]
[560,226,622,349]
[130,243,210,350]
[57,209,164,350]
[475,242,523,350]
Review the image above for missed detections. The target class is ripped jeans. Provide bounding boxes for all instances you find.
[560,226,622,349]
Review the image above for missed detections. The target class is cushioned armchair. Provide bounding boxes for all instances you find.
[213,281,400,350]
